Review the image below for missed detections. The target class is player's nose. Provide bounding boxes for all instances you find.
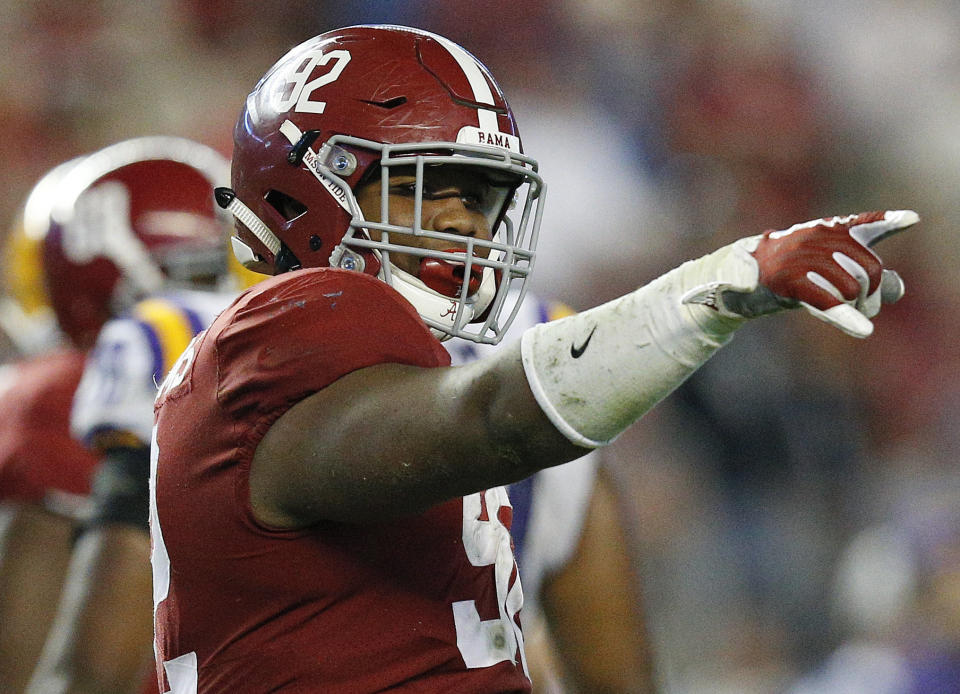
[430,198,492,242]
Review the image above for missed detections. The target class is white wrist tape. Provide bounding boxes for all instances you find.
[520,240,758,447]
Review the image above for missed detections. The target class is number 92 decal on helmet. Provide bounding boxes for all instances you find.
[221,24,546,344]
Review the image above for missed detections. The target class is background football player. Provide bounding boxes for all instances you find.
[0,158,102,693]
[151,24,915,692]
[19,136,251,694]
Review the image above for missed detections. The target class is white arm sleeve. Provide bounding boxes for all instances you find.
[520,239,759,447]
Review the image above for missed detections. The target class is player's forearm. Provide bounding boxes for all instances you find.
[521,210,917,447]
[521,246,748,447]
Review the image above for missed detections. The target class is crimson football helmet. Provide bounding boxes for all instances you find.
[42,137,233,349]
[223,24,545,343]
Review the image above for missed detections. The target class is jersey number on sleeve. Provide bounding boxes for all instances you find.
[149,426,198,694]
[454,488,528,675]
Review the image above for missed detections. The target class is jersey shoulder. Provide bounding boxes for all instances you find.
[204,269,451,417]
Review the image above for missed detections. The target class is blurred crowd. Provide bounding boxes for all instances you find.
[1,0,958,691]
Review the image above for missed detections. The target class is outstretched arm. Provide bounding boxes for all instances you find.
[250,210,917,527]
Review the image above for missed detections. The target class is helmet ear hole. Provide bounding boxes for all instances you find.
[264,189,307,221]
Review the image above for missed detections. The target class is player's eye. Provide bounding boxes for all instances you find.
[460,193,482,210]
[388,182,418,197]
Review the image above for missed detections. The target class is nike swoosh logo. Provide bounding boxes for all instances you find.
[570,325,597,359]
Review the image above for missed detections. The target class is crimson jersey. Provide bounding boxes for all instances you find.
[151,268,530,693]
[0,348,99,512]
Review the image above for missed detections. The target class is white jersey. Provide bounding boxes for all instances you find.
[446,293,598,614]
[71,288,237,446]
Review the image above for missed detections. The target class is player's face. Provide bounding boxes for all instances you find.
[354,165,500,279]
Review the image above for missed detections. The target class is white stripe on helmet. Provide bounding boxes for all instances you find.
[433,35,500,134]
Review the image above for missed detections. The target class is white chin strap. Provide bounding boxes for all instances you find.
[385,263,497,341]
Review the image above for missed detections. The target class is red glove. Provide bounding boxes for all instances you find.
[754,210,916,337]
[715,210,918,337]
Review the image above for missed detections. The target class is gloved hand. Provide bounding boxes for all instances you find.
[684,210,918,338]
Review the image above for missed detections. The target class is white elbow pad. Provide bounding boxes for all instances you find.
[520,239,758,447]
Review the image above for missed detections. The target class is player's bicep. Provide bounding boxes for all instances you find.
[249,361,457,528]
[249,346,578,528]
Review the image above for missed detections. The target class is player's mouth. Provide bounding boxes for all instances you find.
[418,250,484,297]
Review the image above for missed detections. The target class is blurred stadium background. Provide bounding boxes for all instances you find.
[2,1,958,691]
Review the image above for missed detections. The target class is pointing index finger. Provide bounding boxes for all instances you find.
[850,209,920,248]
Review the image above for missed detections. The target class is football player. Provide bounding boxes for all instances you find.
[21,137,249,694]
[151,25,915,692]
